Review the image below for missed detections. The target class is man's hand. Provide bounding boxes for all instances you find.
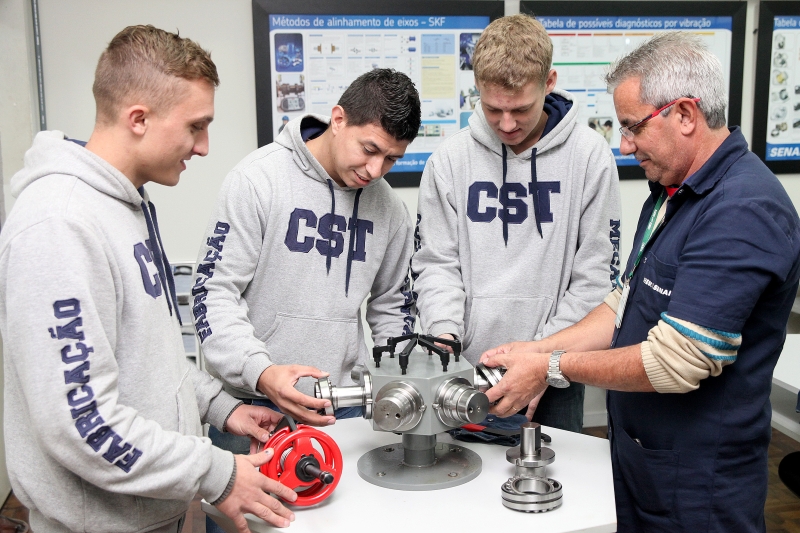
[224,404,284,454]
[216,451,298,531]
[257,365,335,426]
[479,340,542,364]
[523,388,547,421]
[481,348,549,418]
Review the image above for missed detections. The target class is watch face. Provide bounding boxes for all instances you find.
[546,375,570,389]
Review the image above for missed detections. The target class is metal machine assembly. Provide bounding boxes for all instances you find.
[315,334,490,490]
[501,422,563,512]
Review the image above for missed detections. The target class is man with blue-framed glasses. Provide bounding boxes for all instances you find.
[480,31,800,532]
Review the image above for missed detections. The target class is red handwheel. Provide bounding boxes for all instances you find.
[260,421,343,506]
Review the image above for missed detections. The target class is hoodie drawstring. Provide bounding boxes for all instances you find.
[325,179,362,297]
[530,147,542,238]
[140,196,182,325]
[501,144,509,246]
[326,179,336,274]
[345,188,363,297]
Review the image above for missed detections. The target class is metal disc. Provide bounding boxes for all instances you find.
[357,442,481,490]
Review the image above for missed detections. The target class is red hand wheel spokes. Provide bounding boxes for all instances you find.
[260,424,343,506]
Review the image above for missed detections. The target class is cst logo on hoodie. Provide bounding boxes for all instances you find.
[467,181,560,225]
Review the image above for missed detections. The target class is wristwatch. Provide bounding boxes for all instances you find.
[545,350,570,388]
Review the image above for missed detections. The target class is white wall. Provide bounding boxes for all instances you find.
[0,1,797,453]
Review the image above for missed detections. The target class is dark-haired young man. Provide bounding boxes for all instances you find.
[194,69,420,473]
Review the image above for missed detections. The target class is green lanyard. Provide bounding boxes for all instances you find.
[615,190,668,329]
[625,190,667,283]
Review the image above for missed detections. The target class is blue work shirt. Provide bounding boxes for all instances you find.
[609,128,800,532]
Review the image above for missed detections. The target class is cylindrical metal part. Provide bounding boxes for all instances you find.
[314,374,372,419]
[473,363,506,393]
[402,434,437,467]
[373,381,424,432]
[434,378,489,427]
[520,422,541,458]
[331,386,368,408]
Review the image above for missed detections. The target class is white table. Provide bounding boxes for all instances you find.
[203,418,616,533]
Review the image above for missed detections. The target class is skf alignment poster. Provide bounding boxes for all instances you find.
[268,14,490,174]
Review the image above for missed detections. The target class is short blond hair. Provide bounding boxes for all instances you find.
[93,25,219,124]
[472,14,553,90]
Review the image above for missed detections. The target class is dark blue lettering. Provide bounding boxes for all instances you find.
[499,183,528,224]
[64,361,90,385]
[529,182,560,223]
[196,262,215,278]
[134,242,162,299]
[61,342,94,363]
[71,400,97,420]
[197,328,212,343]
[285,208,316,253]
[467,182,498,222]
[67,385,94,406]
[193,303,207,319]
[51,318,85,341]
[316,213,346,258]
[214,222,230,235]
[53,299,81,319]
[203,249,222,263]
[115,448,143,473]
[86,426,114,451]
[206,234,226,252]
[102,434,132,463]
[75,408,104,437]
[348,218,374,262]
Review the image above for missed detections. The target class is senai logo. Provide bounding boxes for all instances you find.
[769,146,800,159]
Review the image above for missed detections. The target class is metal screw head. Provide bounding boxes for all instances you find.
[383,447,394,453]
[448,472,458,477]
[377,472,386,477]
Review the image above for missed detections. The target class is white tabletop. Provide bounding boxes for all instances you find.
[775,334,800,394]
[204,418,616,533]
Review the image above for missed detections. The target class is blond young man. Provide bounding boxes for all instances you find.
[412,14,621,432]
[0,26,297,533]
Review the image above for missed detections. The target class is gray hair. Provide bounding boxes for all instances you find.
[604,32,727,129]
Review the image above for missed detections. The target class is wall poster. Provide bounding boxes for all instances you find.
[253,0,503,187]
[523,2,746,179]
[753,2,800,174]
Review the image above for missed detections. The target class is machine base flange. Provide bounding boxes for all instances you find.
[357,441,481,490]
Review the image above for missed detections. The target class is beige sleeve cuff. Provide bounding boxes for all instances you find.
[641,319,733,393]
[603,287,622,314]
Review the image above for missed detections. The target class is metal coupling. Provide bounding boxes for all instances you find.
[501,422,562,512]
[373,381,424,432]
[473,363,506,393]
[501,475,563,513]
[314,373,373,419]
[433,377,490,427]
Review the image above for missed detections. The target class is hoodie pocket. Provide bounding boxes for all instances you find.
[261,313,361,396]
[462,296,553,363]
[176,369,202,436]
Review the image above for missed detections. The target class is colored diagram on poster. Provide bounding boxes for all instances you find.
[538,16,733,165]
[269,15,490,172]
[766,16,800,161]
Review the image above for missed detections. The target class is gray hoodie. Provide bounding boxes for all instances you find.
[412,89,622,363]
[0,131,239,533]
[194,114,415,398]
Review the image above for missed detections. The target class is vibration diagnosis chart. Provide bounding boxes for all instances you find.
[538,16,733,166]
[269,14,490,173]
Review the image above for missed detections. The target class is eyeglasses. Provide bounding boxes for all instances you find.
[618,97,701,140]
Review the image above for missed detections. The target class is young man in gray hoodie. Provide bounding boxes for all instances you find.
[193,70,420,503]
[0,25,298,533]
[411,15,621,433]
